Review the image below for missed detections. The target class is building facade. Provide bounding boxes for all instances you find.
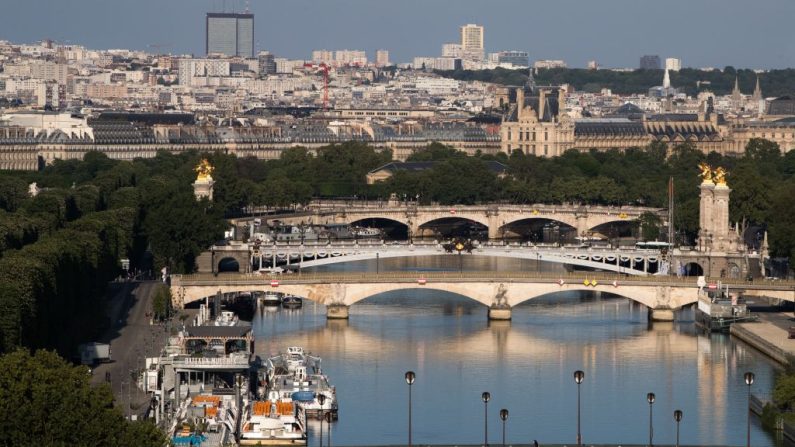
[640,55,661,70]
[206,13,254,58]
[459,24,484,62]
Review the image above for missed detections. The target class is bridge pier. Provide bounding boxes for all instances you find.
[326,304,350,319]
[649,307,675,321]
[488,306,511,320]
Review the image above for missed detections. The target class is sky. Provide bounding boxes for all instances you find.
[2,0,795,69]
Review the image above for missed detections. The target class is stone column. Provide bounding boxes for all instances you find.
[712,184,731,242]
[698,182,715,251]
[488,306,512,320]
[193,178,215,201]
[326,304,349,319]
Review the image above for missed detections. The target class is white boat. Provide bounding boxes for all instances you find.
[213,311,239,326]
[265,347,338,420]
[240,396,307,446]
[351,226,382,238]
[261,292,282,307]
[696,283,757,332]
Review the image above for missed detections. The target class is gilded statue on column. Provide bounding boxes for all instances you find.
[698,162,713,184]
[195,159,214,182]
[713,166,727,186]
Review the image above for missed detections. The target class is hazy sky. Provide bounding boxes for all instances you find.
[2,0,794,68]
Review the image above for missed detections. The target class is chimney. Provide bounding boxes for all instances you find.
[538,89,546,121]
[516,87,524,121]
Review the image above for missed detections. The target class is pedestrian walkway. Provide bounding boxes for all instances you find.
[732,319,795,365]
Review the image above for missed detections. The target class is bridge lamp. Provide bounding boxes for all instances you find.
[647,392,655,447]
[405,371,416,447]
[499,408,509,447]
[573,370,584,446]
[481,391,491,446]
[745,372,754,447]
[673,409,683,447]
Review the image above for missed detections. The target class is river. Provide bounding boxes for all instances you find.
[252,255,781,446]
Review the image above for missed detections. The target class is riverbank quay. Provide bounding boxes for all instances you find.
[90,280,168,418]
[731,317,795,366]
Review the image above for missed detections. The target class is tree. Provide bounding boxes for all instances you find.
[637,211,662,242]
[151,284,172,321]
[0,349,166,446]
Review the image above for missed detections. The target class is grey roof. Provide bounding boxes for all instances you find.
[574,120,647,137]
[185,326,251,338]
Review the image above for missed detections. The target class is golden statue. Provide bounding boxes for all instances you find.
[195,159,214,182]
[698,162,713,183]
[713,166,727,186]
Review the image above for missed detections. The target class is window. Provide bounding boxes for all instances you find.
[544,131,548,141]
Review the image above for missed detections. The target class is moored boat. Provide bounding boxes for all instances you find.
[261,292,282,307]
[239,396,307,446]
[282,295,303,309]
[265,347,338,420]
[696,282,758,332]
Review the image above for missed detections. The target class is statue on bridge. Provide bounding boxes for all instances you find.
[195,159,214,182]
[492,283,509,308]
[442,238,474,254]
[713,166,728,186]
[698,162,713,184]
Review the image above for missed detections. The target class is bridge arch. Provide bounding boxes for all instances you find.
[217,257,241,273]
[497,217,577,242]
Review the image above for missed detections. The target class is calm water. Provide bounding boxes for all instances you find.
[252,256,781,447]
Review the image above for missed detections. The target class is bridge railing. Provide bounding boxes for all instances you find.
[173,270,795,288]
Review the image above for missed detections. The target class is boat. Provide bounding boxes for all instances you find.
[282,295,303,309]
[275,225,319,243]
[261,292,282,307]
[695,282,758,332]
[351,226,382,239]
[264,347,338,420]
[214,310,239,326]
[239,396,307,446]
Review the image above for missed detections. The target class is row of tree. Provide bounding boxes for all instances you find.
[435,67,795,96]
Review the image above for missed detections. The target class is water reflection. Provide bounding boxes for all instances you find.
[253,291,779,447]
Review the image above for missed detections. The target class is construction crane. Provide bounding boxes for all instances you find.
[319,63,329,111]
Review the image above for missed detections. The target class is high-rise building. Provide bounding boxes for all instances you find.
[376,50,391,67]
[258,51,276,75]
[665,57,682,72]
[442,43,463,58]
[206,13,254,58]
[639,55,661,70]
[495,51,529,67]
[459,24,484,62]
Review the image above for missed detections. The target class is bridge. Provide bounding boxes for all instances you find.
[201,241,669,275]
[169,271,795,322]
[241,201,665,240]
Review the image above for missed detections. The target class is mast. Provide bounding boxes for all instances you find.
[668,176,675,246]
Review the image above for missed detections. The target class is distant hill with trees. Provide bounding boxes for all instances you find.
[436,67,795,96]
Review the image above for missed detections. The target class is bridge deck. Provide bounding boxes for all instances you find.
[175,271,795,290]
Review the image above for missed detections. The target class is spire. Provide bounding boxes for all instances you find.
[753,75,762,101]
[731,75,742,104]
[662,68,671,89]
[525,67,535,93]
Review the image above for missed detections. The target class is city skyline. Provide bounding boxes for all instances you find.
[2,0,794,68]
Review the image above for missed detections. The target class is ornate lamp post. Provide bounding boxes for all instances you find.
[318,393,326,447]
[405,371,416,447]
[574,370,584,446]
[481,392,491,446]
[673,409,683,447]
[745,372,755,447]
[499,408,509,447]
[647,392,655,447]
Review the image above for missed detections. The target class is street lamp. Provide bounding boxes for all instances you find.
[405,371,416,447]
[482,391,491,447]
[745,372,755,447]
[574,370,584,446]
[318,393,326,447]
[647,392,655,447]
[499,408,509,447]
[673,409,683,447]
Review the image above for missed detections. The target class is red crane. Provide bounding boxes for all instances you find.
[319,63,329,111]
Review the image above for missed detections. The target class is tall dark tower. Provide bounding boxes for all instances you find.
[206,12,254,58]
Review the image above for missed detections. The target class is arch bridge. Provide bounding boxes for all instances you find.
[170,272,795,322]
[263,202,665,240]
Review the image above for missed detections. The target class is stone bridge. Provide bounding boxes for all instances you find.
[170,272,795,322]
[258,202,665,239]
[200,241,669,275]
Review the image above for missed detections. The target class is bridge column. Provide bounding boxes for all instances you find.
[649,307,675,321]
[327,304,349,319]
[488,305,511,320]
